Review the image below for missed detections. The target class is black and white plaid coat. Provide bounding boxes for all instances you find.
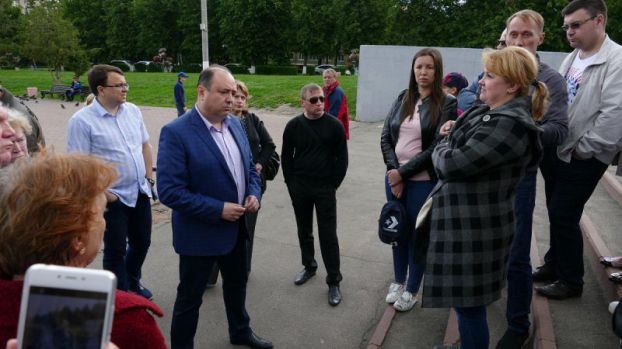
[422,96,542,308]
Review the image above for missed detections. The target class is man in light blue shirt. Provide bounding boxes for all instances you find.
[67,64,155,299]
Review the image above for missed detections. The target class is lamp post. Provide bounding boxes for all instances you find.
[200,0,209,69]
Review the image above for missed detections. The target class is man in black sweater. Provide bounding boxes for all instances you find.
[282,83,348,306]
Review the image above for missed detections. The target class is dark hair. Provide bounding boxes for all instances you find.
[87,64,123,96]
[198,65,231,90]
[401,48,445,127]
[562,0,607,22]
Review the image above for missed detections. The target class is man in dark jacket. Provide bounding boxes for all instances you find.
[322,69,350,140]
[173,71,188,116]
[496,9,568,349]
[282,83,348,306]
[0,86,45,153]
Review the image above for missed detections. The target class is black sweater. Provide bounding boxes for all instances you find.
[281,113,348,188]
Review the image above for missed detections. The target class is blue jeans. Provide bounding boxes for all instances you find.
[385,177,435,293]
[506,171,536,334]
[455,306,489,349]
[103,193,152,291]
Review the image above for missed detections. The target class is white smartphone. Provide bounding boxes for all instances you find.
[16,264,116,349]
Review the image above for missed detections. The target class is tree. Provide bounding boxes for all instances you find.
[217,0,291,65]
[0,0,22,67]
[18,0,89,81]
[61,0,108,63]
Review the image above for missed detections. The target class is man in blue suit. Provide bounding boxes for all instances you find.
[157,66,273,349]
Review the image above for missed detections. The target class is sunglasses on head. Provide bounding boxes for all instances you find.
[307,96,325,104]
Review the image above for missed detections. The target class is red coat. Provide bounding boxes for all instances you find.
[323,81,350,140]
[0,280,167,348]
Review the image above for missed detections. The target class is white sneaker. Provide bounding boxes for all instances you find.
[393,291,417,311]
[610,301,619,314]
[385,283,404,304]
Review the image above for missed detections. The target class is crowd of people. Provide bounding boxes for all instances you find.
[1,0,622,348]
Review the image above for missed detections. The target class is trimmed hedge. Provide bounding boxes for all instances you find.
[227,65,249,75]
[173,63,203,73]
[255,65,298,75]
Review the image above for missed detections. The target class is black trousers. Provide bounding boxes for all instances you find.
[288,178,342,285]
[541,152,608,286]
[170,233,251,349]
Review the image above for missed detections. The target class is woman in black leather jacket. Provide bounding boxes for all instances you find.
[380,48,457,312]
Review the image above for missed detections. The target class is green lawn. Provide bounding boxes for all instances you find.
[0,70,358,118]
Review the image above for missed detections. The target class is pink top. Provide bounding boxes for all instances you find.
[395,104,430,181]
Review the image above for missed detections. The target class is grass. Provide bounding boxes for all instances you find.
[0,69,358,118]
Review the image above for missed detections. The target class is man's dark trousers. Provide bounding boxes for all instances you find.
[103,193,152,291]
[170,229,251,349]
[288,177,342,285]
[506,171,537,335]
[541,153,608,286]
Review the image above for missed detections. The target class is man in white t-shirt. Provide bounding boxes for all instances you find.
[534,0,622,300]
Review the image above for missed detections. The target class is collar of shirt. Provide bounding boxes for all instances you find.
[92,98,126,118]
[196,106,232,132]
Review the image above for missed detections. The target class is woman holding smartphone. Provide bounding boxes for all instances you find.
[0,151,167,349]
[380,48,457,312]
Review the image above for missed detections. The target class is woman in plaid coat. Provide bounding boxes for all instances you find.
[423,47,547,349]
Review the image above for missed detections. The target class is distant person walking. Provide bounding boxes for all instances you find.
[322,69,350,140]
[174,71,189,117]
[282,83,348,306]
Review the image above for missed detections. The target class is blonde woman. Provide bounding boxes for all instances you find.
[424,46,548,349]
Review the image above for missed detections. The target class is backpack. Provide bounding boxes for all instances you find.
[378,200,411,244]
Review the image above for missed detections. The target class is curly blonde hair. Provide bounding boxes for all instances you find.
[0,151,117,279]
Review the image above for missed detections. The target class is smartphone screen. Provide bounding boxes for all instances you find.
[20,286,109,349]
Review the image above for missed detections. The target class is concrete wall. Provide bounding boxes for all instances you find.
[356,45,569,122]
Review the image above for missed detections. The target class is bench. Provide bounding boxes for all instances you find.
[40,84,71,99]
[78,85,91,100]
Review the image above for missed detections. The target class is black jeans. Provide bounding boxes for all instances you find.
[170,234,251,349]
[288,178,342,285]
[541,153,608,286]
[103,193,152,291]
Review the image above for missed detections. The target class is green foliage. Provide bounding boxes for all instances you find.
[226,65,250,75]
[254,65,298,75]
[18,0,88,82]
[0,70,358,118]
[0,0,22,60]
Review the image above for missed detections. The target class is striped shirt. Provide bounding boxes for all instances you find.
[67,98,151,207]
[196,108,245,204]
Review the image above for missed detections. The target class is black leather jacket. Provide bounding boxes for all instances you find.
[380,89,457,180]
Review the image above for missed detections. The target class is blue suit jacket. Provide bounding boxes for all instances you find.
[157,108,262,256]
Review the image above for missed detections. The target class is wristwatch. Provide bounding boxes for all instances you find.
[146,177,155,186]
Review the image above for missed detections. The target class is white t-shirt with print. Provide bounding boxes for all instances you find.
[565,52,598,105]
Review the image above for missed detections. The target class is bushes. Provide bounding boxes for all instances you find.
[226,64,249,75]
[255,65,298,75]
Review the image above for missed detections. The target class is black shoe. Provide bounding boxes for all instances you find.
[328,285,342,306]
[294,268,316,285]
[535,280,582,300]
[495,329,529,349]
[230,331,273,349]
[532,264,556,282]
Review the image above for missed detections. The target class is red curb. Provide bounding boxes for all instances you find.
[367,305,396,348]
[581,215,622,300]
[602,172,622,208]
[530,231,557,349]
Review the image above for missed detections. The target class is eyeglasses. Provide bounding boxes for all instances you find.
[103,83,129,89]
[562,16,596,31]
[307,96,325,104]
